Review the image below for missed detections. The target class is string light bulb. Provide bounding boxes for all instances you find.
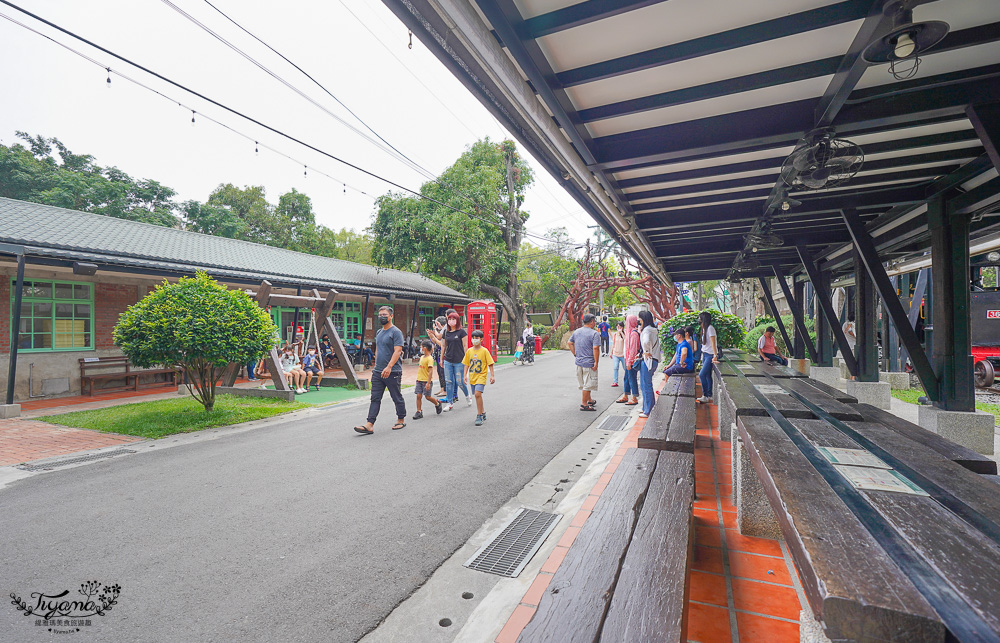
[106,68,111,89]
[343,183,346,194]
[191,110,196,126]
[254,141,258,154]
[408,30,413,49]
[303,165,307,178]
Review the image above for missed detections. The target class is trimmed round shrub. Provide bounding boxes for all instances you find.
[659,309,746,357]
[742,315,816,355]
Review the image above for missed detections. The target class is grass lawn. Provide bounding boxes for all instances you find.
[261,384,370,406]
[891,388,1000,425]
[39,394,310,439]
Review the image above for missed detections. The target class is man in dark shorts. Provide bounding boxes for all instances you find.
[354,306,406,434]
[597,316,611,356]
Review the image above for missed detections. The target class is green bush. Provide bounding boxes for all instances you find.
[547,323,570,349]
[114,271,277,412]
[659,309,746,358]
[742,315,816,355]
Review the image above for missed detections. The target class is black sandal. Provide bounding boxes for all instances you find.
[354,426,373,435]
[391,421,406,430]
[580,405,597,411]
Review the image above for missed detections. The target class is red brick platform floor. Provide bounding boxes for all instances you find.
[0,421,141,467]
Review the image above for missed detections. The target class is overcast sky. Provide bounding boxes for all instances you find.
[0,0,595,246]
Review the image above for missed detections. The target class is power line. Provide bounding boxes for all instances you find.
[0,0,580,247]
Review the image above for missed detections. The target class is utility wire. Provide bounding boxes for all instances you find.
[0,0,580,247]
[167,0,577,247]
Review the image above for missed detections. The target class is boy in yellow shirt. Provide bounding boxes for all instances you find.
[462,329,496,426]
[413,340,442,420]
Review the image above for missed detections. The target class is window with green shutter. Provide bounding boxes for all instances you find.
[11,280,94,351]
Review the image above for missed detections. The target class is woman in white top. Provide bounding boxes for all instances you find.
[637,310,661,418]
[697,311,720,404]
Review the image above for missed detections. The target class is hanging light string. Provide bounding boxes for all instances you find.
[171,0,533,237]
[0,11,374,200]
[0,1,582,248]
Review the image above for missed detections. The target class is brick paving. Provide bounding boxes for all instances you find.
[0,420,140,467]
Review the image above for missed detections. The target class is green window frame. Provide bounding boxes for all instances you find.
[11,280,94,352]
[331,301,362,341]
[418,306,435,337]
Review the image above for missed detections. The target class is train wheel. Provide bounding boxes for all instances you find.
[974,360,995,389]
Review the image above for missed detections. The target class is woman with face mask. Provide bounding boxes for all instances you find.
[441,311,471,411]
[426,315,449,397]
[637,310,662,418]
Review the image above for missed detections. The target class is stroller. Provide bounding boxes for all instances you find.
[514,335,536,365]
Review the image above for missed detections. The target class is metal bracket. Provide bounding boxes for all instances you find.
[797,246,859,376]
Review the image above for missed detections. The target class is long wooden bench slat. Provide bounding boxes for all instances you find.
[776,379,864,421]
[737,416,944,641]
[638,395,697,453]
[661,374,696,398]
[638,395,675,451]
[800,377,858,403]
[853,403,998,475]
[760,362,808,378]
[520,449,659,643]
[721,376,813,419]
[602,450,694,643]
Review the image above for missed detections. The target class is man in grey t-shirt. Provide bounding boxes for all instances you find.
[354,306,406,435]
[567,313,602,411]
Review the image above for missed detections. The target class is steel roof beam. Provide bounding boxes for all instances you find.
[582,22,1000,125]
[520,0,667,38]
[592,71,1000,169]
[556,0,871,87]
[615,130,979,188]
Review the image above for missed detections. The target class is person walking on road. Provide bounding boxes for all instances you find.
[597,316,611,356]
[616,315,641,406]
[611,321,625,387]
[412,340,443,420]
[442,311,471,411]
[697,311,719,404]
[568,313,602,411]
[427,315,449,396]
[463,329,496,426]
[638,310,662,419]
[354,306,406,434]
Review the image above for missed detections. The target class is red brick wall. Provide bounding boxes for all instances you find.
[0,278,9,353]
[95,283,140,349]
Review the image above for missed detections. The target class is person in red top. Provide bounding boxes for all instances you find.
[757,327,788,365]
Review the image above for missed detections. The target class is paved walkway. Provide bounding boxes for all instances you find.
[1,351,600,643]
[0,421,141,467]
[496,384,808,643]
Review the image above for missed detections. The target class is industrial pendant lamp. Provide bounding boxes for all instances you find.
[862,0,949,80]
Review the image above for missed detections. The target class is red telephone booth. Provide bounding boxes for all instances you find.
[465,300,498,360]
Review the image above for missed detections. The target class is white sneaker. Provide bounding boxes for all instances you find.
[296,388,306,394]
[697,396,711,403]
[466,396,473,406]
[443,404,453,412]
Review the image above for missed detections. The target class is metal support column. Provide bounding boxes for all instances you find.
[932,197,975,411]
[291,285,302,344]
[886,276,900,372]
[855,249,879,382]
[5,251,26,405]
[772,267,818,363]
[797,246,857,375]
[407,298,420,358]
[362,292,371,342]
[757,277,794,358]
[841,209,937,400]
[813,269,834,367]
[792,279,806,360]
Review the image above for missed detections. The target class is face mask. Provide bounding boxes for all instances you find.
[449,319,457,328]
[378,315,389,326]
[285,352,292,357]
[308,351,315,355]
[472,338,482,346]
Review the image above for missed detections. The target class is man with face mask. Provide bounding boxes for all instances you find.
[354,306,407,434]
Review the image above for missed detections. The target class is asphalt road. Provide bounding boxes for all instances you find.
[1,351,612,643]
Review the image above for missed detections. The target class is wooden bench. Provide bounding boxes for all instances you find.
[660,373,696,397]
[852,403,997,475]
[800,377,858,403]
[79,357,178,396]
[737,411,1000,641]
[638,390,697,453]
[520,448,694,643]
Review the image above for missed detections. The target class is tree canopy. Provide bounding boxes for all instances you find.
[1,132,375,265]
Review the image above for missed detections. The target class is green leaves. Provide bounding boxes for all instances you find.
[113,272,277,411]
[659,309,747,356]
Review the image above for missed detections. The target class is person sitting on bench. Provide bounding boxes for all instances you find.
[662,328,695,375]
[757,327,788,365]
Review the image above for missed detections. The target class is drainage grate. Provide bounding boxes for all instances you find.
[598,415,631,432]
[16,448,138,472]
[464,508,561,577]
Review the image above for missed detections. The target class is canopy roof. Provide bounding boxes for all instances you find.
[386,0,1000,282]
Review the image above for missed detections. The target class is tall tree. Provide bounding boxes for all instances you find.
[370,139,534,346]
[0,132,178,226]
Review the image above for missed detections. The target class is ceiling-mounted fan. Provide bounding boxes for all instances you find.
[780,129,863,191]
